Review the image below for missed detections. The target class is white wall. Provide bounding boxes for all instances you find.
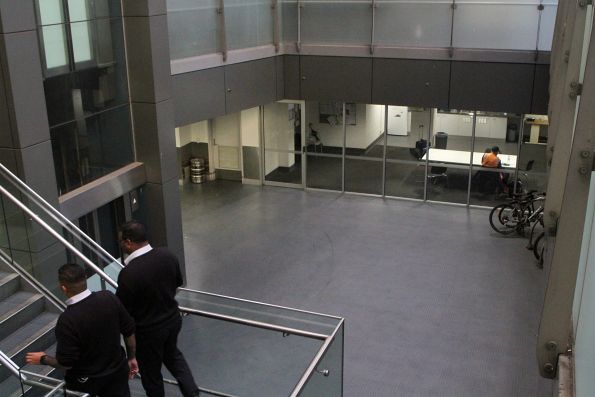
[434,113,507,139]
[213,113,240,170]
[305,102,384,149]
[175,120,209,147]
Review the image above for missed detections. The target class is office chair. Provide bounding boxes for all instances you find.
[428,166,448,185]
[517,159,535,191]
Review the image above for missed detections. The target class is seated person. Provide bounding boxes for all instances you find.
[480,146,509,194]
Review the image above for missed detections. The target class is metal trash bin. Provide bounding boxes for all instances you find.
[434,131,448,149]
[189,157,208,184]
[506,124,518,143]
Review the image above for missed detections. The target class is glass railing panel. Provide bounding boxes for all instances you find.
[375,0,452,48]
[176,288,341,336]
[452,1,540,50]
[179,312,324,396]
[301,0,372,45]
[281,0,298,43]
[225,0,274,50]
[539,3,559,51]
[294,321,343,396]
[167,0,220,60]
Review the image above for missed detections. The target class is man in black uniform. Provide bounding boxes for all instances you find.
[26,263,137,397]
[117,220,199,397]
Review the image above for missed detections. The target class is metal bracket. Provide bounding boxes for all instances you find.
[537,4,545,11]
[569,81,583,98]
[451,2,457,10]
[370,44,375,55]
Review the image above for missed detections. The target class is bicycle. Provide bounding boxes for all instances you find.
[526,209,545,268]
[489,191,545,235]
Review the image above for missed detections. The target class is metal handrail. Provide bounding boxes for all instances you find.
[0,350,23,378]
[19,370,90,397]
[0,163,124,270]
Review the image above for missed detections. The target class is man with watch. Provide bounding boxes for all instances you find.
[26,263,138,397]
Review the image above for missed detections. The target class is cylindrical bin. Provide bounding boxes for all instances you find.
[189,157,208,184]
[506,124,518,143]
[434,131,448,149]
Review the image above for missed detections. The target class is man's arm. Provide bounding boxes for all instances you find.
[26,352,71,370]
[124,334,139,379]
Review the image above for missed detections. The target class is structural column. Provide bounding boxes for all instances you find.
[122,1,185,269]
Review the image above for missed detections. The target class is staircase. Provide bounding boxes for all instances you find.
[0,267,61,396]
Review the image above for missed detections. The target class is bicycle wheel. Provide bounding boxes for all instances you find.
[533,232,545,262]
[489,204,521,235]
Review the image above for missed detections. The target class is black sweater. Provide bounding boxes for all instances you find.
[55,291,135,379]
[116,247,183,334]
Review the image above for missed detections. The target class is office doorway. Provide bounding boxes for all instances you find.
[261,100,305,188]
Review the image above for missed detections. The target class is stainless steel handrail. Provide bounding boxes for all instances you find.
[0,350,23,378]
[19,370,91,397]
[0,163,123,270]
[0,184,117,288]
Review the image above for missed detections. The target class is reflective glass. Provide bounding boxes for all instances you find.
[41,25,69,69]
[344,104,384,195]
[301,1,372,45]
[71,21,94,63]
[37,0,65,25]
[518,115,549,194]
[167,0,220,59]
[453,3,540,50]
[225,0,274,50]
[375,1,452,48]
[539,4,558,51]
[281,0,298,43]
[426,110,472,204]
[385,107,431,200]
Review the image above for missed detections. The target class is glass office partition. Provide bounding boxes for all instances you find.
[225,0,274,50]
[426,110,472,204]
[305,101,343,191]
[452,0,540,50]
[281,0,298,43]
[167,0,220,59]
[344,104,384,195]
[263,102,304,186]
[385,107,430,200]
[374,0,452,48]
[301,0,372,45]
[519,114,549,194]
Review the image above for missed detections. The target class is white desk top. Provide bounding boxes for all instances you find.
[422,149,517,169]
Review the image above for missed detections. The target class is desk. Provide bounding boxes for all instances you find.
[422,149,517,169]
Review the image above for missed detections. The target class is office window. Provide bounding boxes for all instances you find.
[35,0,133,195]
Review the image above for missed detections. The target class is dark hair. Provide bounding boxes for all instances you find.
[120,220,148,243]
[58,263,87,288]
[491,146,500,153]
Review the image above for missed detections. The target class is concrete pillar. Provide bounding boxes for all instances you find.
[122,1,185,270]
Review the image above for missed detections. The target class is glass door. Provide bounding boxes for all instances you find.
[262,101,305,188]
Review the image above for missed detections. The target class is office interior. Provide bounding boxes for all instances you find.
[0,0,594,396]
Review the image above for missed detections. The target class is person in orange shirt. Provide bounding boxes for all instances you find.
[481,146,502,168]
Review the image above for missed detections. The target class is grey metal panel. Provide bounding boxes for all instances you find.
[124,15,172,103]
[372,58,450,108]
[0,32,49,148]
[20,141,59,205]
[532,64,550,114]
[122,0,166,16]
[173,67,226,126]
[284,55,300,99]
[59,162,147,220]
[242,146,260,180]
[300,56,372,103]
[132,100,177,184]
[0,1,36,33]
[450,61,535,113]
[275,56,284,100]
[0,56,12,147]
[225,58,277,114]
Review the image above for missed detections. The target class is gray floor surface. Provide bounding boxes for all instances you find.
[178,181,553,397]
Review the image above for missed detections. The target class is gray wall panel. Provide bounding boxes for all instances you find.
[300,56,372,103]
[0,59,12,147]
[532,64,550,115]
[372,58,450,108]
[173,68,226,126]
[0,1,36,33]
[450,62,534,113]
[225,58,277,114]
[275,56,284,100]
[284,55,300,99]
[242,146,260,180]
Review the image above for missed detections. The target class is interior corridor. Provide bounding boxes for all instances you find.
[179,181,552,396]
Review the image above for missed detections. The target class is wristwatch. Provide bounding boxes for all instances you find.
[40,355,47,365]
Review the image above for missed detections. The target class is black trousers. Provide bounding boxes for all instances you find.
[137,315,199,397]
[66,359,130,397]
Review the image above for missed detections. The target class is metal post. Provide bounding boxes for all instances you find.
[370,0,376,55]
[297,0,302,52]
[467,111,476,205]
[514,115,525,194]
[218,0,227,61]
[342,103,346,192]
[424,109,433,201]
[272,0,280,52]
[382,105,388,196]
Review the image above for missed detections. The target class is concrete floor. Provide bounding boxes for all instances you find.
[179,181,553,397]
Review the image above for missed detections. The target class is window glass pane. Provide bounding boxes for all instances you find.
[51,106,134,194]
[37,0,65,25]
[301,1,372,45]
[167,0,220,59]
[453,4,539,50]
[375,2,452,48]
[385,107,430,200]
[539,4,558,51]
[71,21,94,63]
[68,0,89,22]
[519,114,549,194]
[41,25,69,69]
[225,0,274,50]
[281,0,298,43]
